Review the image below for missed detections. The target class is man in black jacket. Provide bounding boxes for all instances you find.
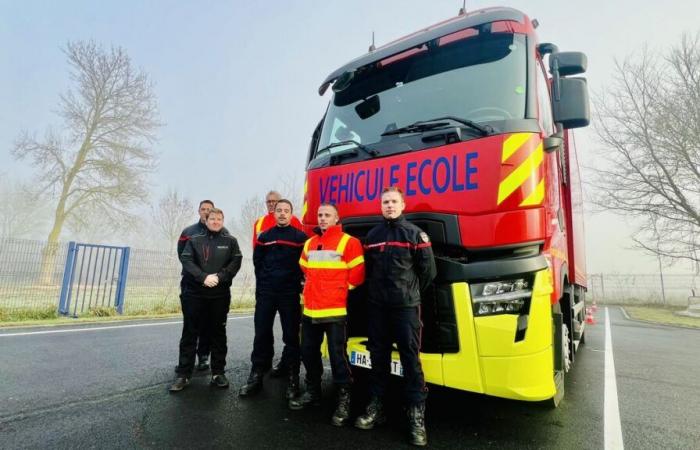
[239,199,307,399]
[170,207,243,392]
[177,199,216,371]
[355,187,436,447]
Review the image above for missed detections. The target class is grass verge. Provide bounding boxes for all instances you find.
[623,305,700,329]
[0,304,254,328]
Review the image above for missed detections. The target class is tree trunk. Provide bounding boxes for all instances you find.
[39,207,66,285]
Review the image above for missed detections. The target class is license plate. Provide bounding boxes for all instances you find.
[350,350,403,377]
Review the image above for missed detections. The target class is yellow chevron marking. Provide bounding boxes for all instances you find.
[497,142,544,205]
[502,133,533,162]
[520,178,545,206]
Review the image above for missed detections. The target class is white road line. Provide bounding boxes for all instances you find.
[0,315,253,338]
[604,307,624,450]
[619,306,630,320]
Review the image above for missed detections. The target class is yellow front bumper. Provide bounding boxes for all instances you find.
[346,269,556,402]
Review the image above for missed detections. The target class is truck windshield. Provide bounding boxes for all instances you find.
[315,32,527,160]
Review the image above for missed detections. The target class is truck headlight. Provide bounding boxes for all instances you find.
[469,278,532,316]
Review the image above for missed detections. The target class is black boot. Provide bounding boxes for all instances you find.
[288,382,321,410]
[238,369,263,397]
[354,396,386,430]
[270,360,285,378]
[286,368,300,400]
[331,385,352,426]
[407,403,427,447]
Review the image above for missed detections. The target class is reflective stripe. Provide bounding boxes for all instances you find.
[299,258,308,268]
[305,260,347,269]
[307,249,341,262]
[348,283,356,290]
[347,255,364,269]
[364,241,429,251]
[260,239,305,247]
[497,142,544,205]
[303,239,312,253]
[502,132,532,162]
[520,178,545,206]
[255,217,265,235]
[304,307,347,318]
[336,234,351,255]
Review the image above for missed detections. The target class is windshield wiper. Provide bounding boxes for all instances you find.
[316,139,379,158]
[382,116,492,137]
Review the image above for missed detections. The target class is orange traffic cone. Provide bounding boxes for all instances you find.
[585,307,596,325]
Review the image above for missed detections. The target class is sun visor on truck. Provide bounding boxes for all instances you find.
[318,8,526,95]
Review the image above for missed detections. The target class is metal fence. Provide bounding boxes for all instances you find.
[2,237,698,318]
[588,273,699,306]
[0,238,255,318]
[0,239,68,313]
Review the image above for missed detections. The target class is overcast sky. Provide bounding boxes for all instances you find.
[1,0,698,274]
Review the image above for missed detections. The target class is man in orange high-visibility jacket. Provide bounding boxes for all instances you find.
[252,190,303,249]
[288,203,365,428]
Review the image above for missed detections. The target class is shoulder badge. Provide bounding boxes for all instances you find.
[419,232,430,243]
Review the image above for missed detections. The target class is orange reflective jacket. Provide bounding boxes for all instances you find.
[299,225,365,322]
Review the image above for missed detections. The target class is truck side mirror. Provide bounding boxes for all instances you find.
[549,52,587,76]
[552,77,590,129]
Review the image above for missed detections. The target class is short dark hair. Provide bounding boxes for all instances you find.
[275,199,293,212]
[199,199,214,208]
[318,202,339,215]
[381,186,404,200]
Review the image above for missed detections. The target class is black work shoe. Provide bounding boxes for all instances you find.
[407,403,427,447]
[355,397,386,430]
[196,354,210,371]
[331,385,352,426]
[238,370,263,397]
[288,386,321,410]
[210,374,230,389]
[269,360,285,378]
[286,370,300,400]
[168,377,190,392]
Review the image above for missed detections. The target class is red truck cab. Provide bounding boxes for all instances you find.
[303,7,590,405]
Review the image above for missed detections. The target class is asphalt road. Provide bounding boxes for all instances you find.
[0,307,698,449]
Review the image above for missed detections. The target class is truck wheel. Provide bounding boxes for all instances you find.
[550,310,569,408]
[562,323,571,373]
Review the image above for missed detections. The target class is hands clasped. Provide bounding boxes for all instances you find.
[203,274,219,288]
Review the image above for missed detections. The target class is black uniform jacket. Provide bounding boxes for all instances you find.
[364,215,437,308]
[177,221,206,258]
[181,228,243,298]
[253,225,307,295]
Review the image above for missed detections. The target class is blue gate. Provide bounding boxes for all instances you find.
[57,242,131,316]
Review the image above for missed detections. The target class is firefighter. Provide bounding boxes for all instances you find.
[176,199,217,371]
[239,199,307,399]
[252,190,304,377]
[355,187,436,447]
[170,208,243,392]
[288,203,365,428]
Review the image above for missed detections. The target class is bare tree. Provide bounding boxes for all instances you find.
[151,188,195,251]
[278,172,304,215]
[229,194,266,255]
[591,33,700,265]
[0,177,48,239]
[12,40,161,244]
